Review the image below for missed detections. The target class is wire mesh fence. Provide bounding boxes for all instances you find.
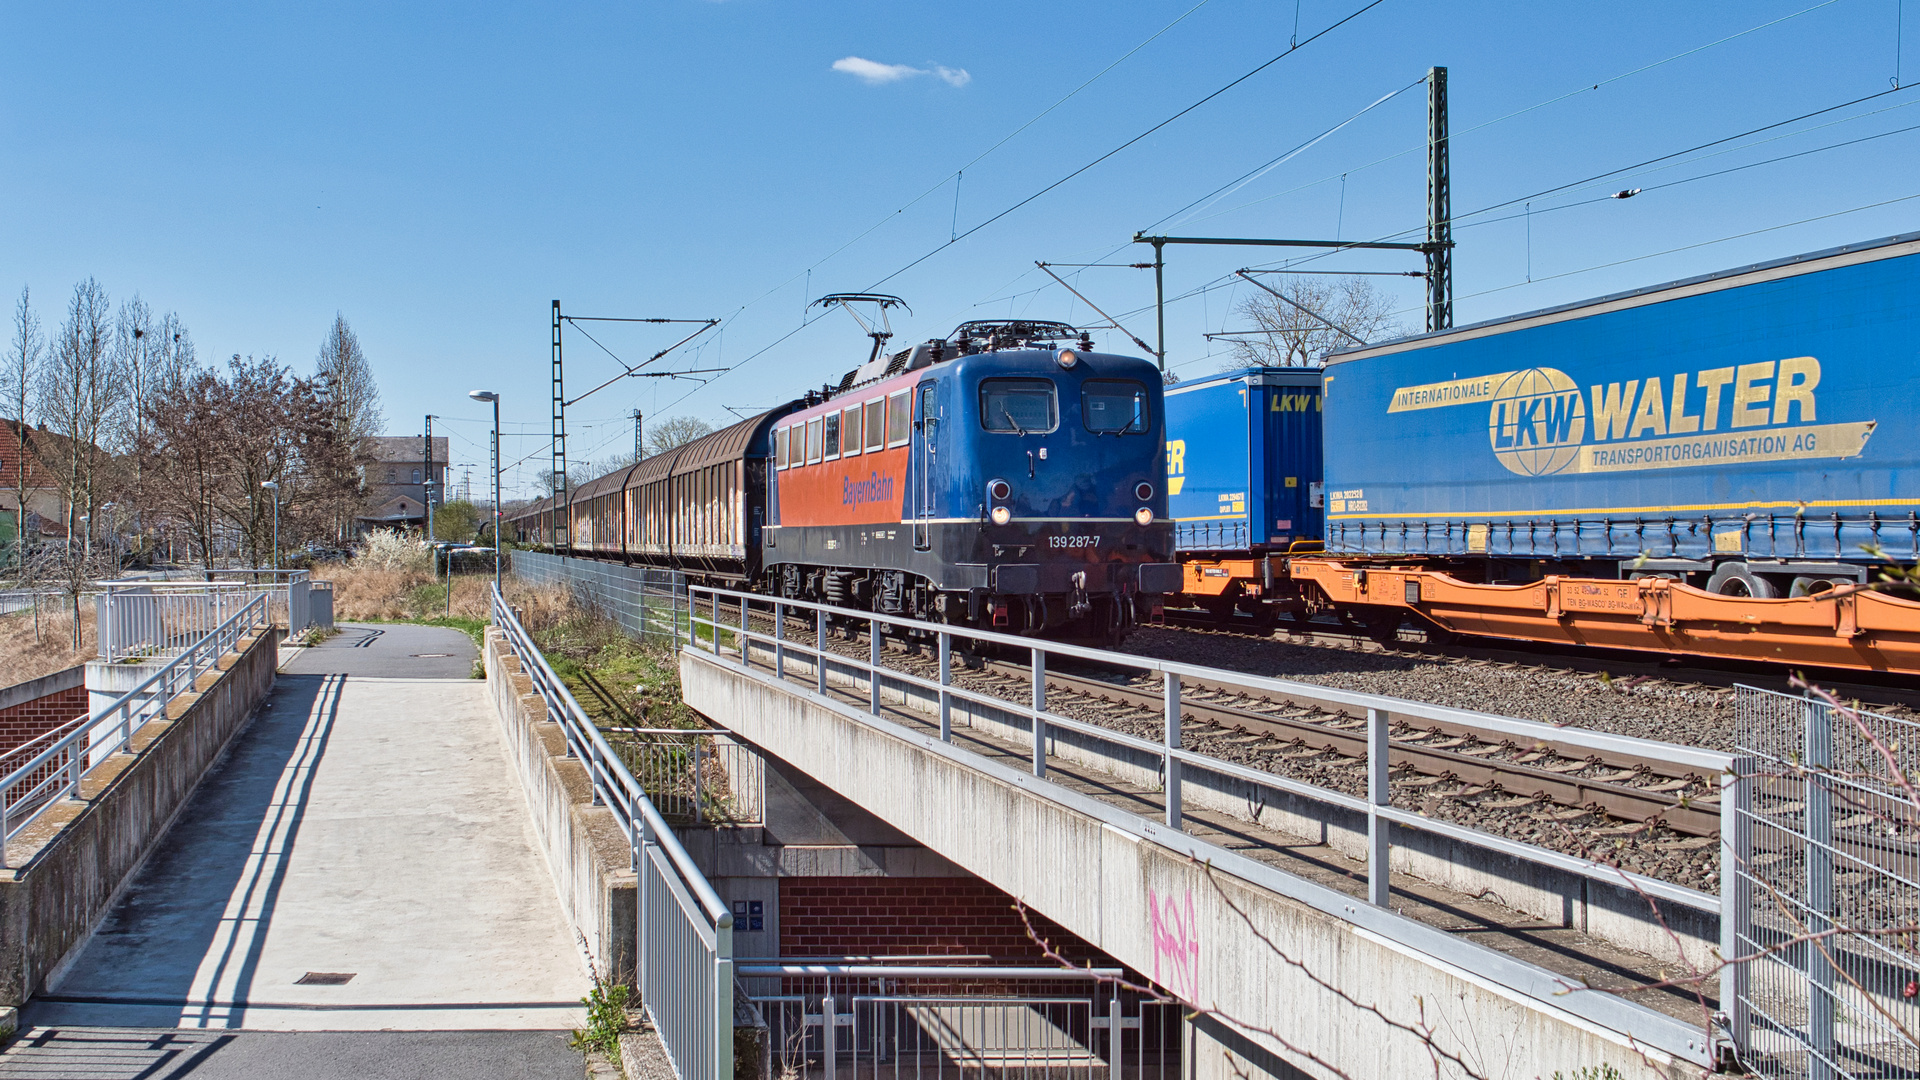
[513,550,689,643]
[1732,685,1920,1079]
[611,729,765,826]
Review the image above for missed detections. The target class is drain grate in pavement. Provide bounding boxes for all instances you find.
[295,972,356,985]
[411,653,453,658]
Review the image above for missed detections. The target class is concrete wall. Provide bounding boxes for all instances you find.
[754,641,1718,970]
[684,651,1707,1080]
[485,629,637,985]
[0,628,276,1007]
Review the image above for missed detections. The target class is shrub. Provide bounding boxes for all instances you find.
[356,529,431,574]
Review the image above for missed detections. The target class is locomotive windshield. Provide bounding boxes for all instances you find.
[980,378,1057,434]
[1081,379,1149,434]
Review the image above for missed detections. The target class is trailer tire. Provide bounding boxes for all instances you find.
[1706,562,1778,599]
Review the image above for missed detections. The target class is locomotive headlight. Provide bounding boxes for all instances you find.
[1134,507,1154,526]
[991,505,1012,526]
[1056,350,1078,369]
[1135,481,1154,500]
[988,479,1011,501]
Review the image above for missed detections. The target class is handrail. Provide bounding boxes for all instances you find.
[677,583,1733,771]
[488,586,731,926]
[679,582,1727,919]
[680,582,1726,1068]
[738,965,1125,979]
[487,584,734,1080]
[0,591,268,866]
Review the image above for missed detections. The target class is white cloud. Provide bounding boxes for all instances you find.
[832,56,970,88]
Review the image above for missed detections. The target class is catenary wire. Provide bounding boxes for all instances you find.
[658,0,1386,417]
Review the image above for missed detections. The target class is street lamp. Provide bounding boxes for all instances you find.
[261,481,280,570]
[468,391,501,593]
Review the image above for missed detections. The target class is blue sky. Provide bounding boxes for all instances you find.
[5,1,1918,498]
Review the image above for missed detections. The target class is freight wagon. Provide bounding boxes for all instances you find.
[1284,232,1920,671]
[1163,367,1324,622]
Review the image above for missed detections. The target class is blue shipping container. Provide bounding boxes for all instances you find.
[1322,234,1920,563]
[1165,367,1325,554]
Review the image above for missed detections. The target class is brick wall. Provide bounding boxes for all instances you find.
[779,876,1108,963]
[0,684,86,758]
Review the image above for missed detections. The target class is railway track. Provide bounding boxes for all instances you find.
[980,659,1724,838]
[747,608,1723,843]
[1159,606,1920,713]
[717,603,1920,893]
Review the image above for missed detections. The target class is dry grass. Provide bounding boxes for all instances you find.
[312,562,570,627]
[0,599,98,687]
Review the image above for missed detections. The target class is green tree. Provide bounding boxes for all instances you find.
[432,499,481,543]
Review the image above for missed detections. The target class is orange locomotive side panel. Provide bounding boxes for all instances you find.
[1287,557,1920,673]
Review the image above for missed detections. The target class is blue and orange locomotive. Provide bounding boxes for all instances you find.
[511,320,1180,641]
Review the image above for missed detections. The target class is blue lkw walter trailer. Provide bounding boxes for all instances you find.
[1320,232,1920,597]
[1165,367,1326,555]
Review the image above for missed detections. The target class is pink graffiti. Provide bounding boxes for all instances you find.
[1148,887,1200,1002]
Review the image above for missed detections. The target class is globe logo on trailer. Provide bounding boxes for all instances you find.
[1485,367,1586,475]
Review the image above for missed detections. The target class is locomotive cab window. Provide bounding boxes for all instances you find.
[980,378,1058,434]
[823,413,840,460]
[864,399,885,451]
[1081,379,1149,434]
[775,426,789,469]
[842,405,863,456]
[886,389,912,447]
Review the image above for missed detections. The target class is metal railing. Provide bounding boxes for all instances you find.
[488,584,733,1080]
[513,551,688,643]
[0,591,268,866]
[739,964,1180,1080]
[609,728,765,825]
[681,582,1734,1068]
[1730,685,1920,1080]
[97,582,268,662]
[209,569,313,637]
[97,571,315,661]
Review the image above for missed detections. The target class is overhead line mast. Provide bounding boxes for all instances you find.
[1427,65,1452,332]
[551,300,565,550]
[549,303,721,551]
[1132,65,1454,366]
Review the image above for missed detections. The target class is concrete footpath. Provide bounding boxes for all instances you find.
[0,624,590,1077]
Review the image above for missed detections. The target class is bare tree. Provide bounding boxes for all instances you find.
[111,295,157,559]
[1223,275,1405,369]
[314,314,382,447]
[313,314,380,542]
[139,354,360,574]
[535,467,595,497]
[645,415,714,456]
[5,287,43,552]
[150,311,198,396]
[39,278,123,546]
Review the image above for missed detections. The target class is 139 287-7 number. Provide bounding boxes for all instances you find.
[1047,535,1099,549]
